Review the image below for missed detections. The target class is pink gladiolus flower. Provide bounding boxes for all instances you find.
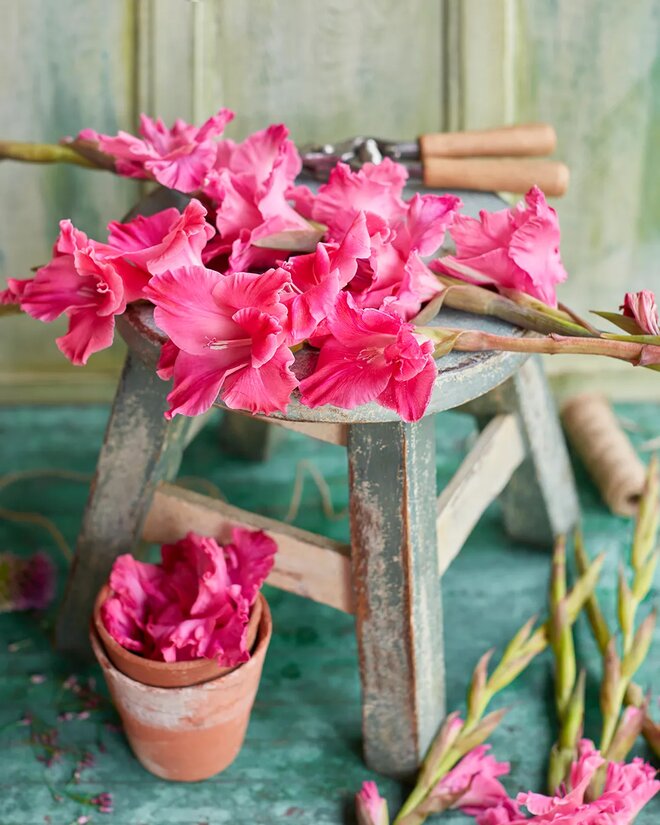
[8,223,140,365]
[290,159,408,241]
[281,212,371,343]
[349,194,461,319]
[435,185,567,307]
[101,528,276,663]
[107,198,215,275]
[144,265,297,418]
[298,292,436,422]
[430,746,520,818]
[88,108,234,192]
[356,781,389,825]
[290,161,460,318]
[467,739,659,825]
[202,124,308,272]
[621,290,660,335]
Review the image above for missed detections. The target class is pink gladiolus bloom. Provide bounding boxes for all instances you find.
[435,185,567,307]
[107,198,215,275]
[88,108,234,192]
[621,290,660,335]
[468,740,659,825]
[290,161,459,318]
[8,223,140,365]
[101,528,276,663]
[202,124,308,272]
[298,292,436,422]
[144,265,297,418]
[350,194,461,319]
[356,781,389,825]
[431,746,519,818]
[281,212,371,343]
[290,159,408,241]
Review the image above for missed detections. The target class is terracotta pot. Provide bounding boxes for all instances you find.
[90,593,272,781]
[93,584,263,688]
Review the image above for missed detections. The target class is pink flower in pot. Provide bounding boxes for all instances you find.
[91,527,277,781]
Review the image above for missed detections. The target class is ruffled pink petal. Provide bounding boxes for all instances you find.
[396,193,462,257]
[221,343,297,414]
[146,265,231,355]
[286,183,315,219]
[225,526,277,604]
[311,159,408,240]
[101,595,145,653]
[299,338,392,411]
[111,200,214,276]
[107,207,181,251]
[377,355,435,422]
[160,532,232,617]
[165,348,242,419]
[20,256,93,321]
[56,310,116,366]
[1,277,33,306]
[145,142,217,192]
[195,108,235,142]
[231,306,283,368]
[211,267,289,320]
[228,123,301,186]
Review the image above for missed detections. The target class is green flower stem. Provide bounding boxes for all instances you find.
[430,273,593,338]
[547,537,582,792]
[0,140,96,167]
[418,326,660,369]
[393,553,604,825]
[0,304,23,318]
[576,459,659,759]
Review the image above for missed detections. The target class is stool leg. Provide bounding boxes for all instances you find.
[481,355,579,545]
[55,352,192,655]
[348,417,444,779]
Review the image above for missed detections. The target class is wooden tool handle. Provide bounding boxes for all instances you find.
[423,157,570,196]
[420,123,557,158]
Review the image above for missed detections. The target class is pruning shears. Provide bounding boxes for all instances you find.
[299,122,569,196]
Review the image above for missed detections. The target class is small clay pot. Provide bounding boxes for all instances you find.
[90,593,272,781]
[93,584,263,688]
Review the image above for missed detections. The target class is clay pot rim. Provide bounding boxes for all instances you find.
[90,594,272,695]
[93,584,266,681]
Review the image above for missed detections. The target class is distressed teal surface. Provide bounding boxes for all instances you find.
[0,404,658,824]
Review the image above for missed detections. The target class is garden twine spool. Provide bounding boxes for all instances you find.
[561,393,646,517]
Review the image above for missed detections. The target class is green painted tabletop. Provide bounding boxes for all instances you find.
[0,403,658,824]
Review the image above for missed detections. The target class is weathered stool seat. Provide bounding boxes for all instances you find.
[56,189,579,779]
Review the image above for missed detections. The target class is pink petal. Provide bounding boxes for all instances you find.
[221,344,297,414]
[146,265,231,355]
[397,193,462,257]
[311,159,408,240]
[377,356,436,422]
[20,256,93,321]
[56,310,116,366]
[165,348,238,419]
[299,338,392,411]
[145,142,217,192]
[225,526,277,604]
[108,208,181,251]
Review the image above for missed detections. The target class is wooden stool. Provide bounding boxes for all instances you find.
[56,189,579,779]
